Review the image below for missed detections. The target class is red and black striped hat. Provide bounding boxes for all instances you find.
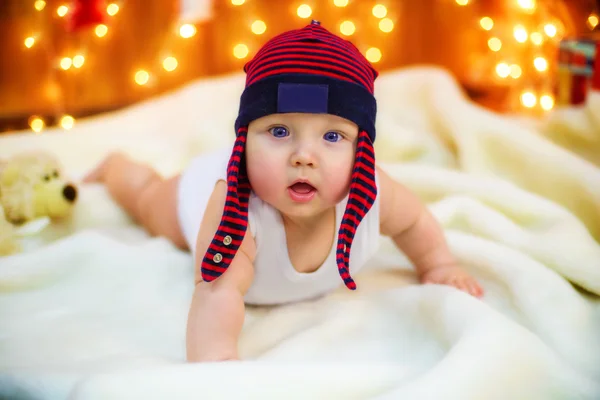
[201,20,378,290]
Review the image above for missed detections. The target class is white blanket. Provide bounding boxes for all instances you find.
[1,67,599,400]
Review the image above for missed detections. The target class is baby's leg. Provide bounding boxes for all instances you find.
[84,153,187,250]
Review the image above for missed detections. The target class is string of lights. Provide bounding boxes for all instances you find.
[16,0,600,133]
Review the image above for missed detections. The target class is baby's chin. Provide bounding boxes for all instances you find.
[277,197,340,219]
[256,186,348,217]
[280,205,326,219]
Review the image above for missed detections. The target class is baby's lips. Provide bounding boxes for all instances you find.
[289,182,316,193]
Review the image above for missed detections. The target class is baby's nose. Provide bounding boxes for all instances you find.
[294,157,314,167]
[62,184,77,202]
[291,148,317,167]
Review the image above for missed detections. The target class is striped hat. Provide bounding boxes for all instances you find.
[201,20,378,290]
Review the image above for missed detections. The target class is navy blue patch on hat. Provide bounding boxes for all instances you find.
[277,83,328,114]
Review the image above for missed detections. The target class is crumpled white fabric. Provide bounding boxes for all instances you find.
[1,67,599,400]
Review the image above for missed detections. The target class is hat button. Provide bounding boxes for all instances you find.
[311,19,321,25]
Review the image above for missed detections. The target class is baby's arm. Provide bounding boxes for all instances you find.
[186,180,256,362]
[377,167,483,297]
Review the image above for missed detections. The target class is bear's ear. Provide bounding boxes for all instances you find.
[0,165,20,187]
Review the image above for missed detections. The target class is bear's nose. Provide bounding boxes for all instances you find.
[63,184,77,202]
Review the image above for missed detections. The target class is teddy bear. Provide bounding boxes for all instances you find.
[0,152,78,256]
[0,204,19,256]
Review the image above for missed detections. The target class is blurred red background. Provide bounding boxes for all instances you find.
[0,0,598,134]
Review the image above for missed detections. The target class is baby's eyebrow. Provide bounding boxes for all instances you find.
[336,127,359,136]
[266,120,288,127]
[328,124,355,131]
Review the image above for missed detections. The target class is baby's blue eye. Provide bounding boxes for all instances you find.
[323,131,341,142]
[270,126,289,138]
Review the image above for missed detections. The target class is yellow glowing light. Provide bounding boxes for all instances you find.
[540,95,554,110]
[95,24,108,37]
[372,4,387,18]
[340,20,356,36]
[488,37,502,51]
[297,4,312,18]
[479,17,494,30]
[34,0,46,11]
[60,57,72,70]
[587,14,599,30]
[233,44,249,59]
[544,23,557,37]
[513,25,528,43]
[533,56,548,72]
[379,18,394,32]
[107,3,119,16]
[179,24,197,38]
[366,47,382,63]
[57,5,68,17]
[334,0,349,6]
[251,20,267,35]
[135,70,150,85]
[24,37,35,48]
[162,56,178,71]
[455,0,469,5]
[521,91,537,108]
[231,0,245,5]
[517,0,536,10]
[30,117,44,133]
[60,115,75,130]
[495,62,510,78]
[72,54,85,68]
[530,32,543,45]
[509,64,522,79]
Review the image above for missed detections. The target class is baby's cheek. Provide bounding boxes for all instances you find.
[322,162,353,203]
[246,155,285,197]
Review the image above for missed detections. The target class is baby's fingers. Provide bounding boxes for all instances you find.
[452,278,471,295]
[447,276,479,298]
[460,277,483,298]
[468,279,484,298]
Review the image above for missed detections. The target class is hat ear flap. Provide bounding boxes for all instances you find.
[201,127,251,282]
[336,130,377,290]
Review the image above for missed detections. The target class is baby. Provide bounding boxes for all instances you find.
[85,21,483,362]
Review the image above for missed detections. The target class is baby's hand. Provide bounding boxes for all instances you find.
[419,265,484,298]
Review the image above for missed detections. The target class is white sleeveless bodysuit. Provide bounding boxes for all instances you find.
[177,148,381,305]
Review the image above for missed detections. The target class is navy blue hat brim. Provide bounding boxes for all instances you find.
[234,74,377,143]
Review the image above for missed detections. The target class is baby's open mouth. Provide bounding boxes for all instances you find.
[288,182,317,202]
[289,182,315,194]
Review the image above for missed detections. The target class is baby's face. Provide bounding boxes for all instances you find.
[245,113,358,219]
